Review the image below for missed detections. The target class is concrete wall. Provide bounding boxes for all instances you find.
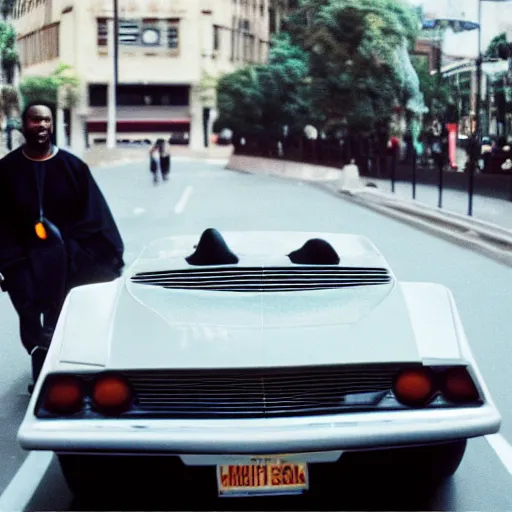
[227,154,344,182]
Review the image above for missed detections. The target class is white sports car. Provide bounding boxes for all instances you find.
[18,229,501,498]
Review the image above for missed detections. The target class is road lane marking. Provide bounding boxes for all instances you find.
[486,434,512,476]
[0,451,53,511]
[174,186,193,214]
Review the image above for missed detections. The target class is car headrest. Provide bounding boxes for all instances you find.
[186,228,239,266]
[288,238,340,265]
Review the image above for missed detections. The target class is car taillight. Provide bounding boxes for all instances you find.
[43,376,84,414]
[393,368,435,407]
[92,374,133,415]
[441,367,480,403]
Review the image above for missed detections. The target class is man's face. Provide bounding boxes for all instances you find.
[24,106,53,148]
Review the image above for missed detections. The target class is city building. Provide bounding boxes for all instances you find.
[12,0,273,152]
[412,35,441,73]
[441,58,510,139]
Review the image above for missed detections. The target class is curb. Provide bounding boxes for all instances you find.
[353,189,512,244]
[338,190,512,268]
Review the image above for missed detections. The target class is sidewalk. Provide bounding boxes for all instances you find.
[359,178,512,231]
[84,144,234,169]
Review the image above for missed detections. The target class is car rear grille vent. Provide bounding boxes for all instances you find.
[130,266,392,292]
[121,365,401,419]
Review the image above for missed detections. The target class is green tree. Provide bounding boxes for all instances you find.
[0,18,19,143]
[254,32,313,138]
[217,0,425,145]
[19,63,80,108]
[216,33,312,142]
[411,55,451,120]
[0,22,19,83]
[216,66,264,140]
[284,0,422,134]
[485,32,508,59]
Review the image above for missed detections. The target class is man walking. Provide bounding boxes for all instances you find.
[0,102,124,391]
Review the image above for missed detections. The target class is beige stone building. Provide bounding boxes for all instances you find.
[12,0,273,152]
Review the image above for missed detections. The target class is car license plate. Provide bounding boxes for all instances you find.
[217,460,309,497]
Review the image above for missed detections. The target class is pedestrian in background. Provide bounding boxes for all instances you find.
[149,138,171,183]
[0,101,124,392]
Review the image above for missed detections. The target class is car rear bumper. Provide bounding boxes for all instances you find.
[18,405,501,455]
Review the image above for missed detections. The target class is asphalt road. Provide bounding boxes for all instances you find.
[1,156,512,510]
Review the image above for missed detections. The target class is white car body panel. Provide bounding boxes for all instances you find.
[17,230,501,456]
[19,406,499,454]
[58,280,464,370]
[400,283,462,361]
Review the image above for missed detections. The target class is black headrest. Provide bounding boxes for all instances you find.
[288,238,340,265]
[186,228,239,266]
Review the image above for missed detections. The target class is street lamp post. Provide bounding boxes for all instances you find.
[106,0,119,149]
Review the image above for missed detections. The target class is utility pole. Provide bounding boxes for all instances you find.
[107,0,119,149]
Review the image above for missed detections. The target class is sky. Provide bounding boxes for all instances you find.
[409,0,512,58]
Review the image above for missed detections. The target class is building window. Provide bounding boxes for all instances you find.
[141,19,161,46]
[89,84,190,107]
[97,18,108,46]
[119,19,140,45]
[213,25,220,52]
[118,19,162,46]
[244,34,254,63]
[237,19,245,61]
[96,18,177,50]
[18,22,59,67]
[89,84,108,107]
[269,7,276,34]
[167,20,179,50]
[242,21,251,63]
